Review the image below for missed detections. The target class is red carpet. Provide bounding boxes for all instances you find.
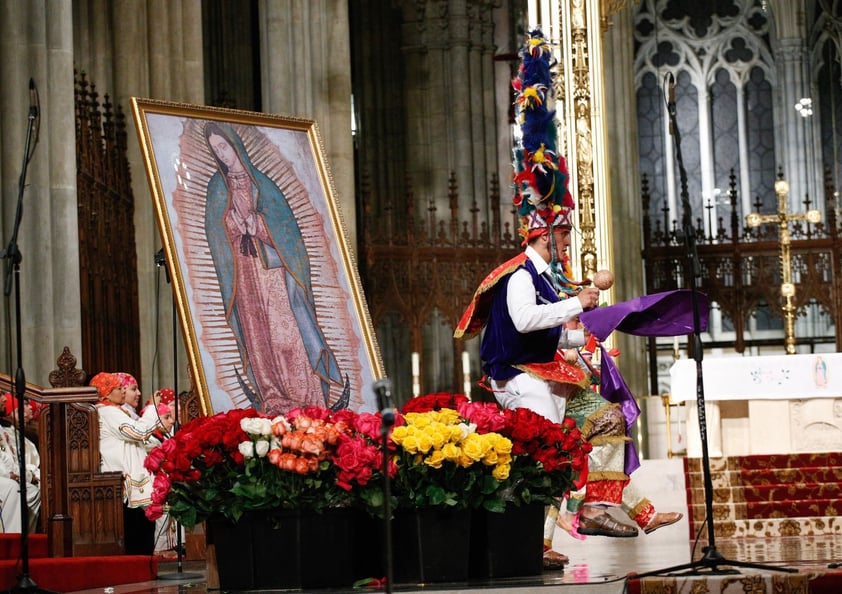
[0,534,48,560]
[0,534,157,591]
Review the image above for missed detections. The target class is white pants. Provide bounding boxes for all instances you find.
[490,372,568,423]
[491,372,573,550]
[0,476,40,533]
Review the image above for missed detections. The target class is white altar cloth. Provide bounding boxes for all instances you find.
[670,353,841,403]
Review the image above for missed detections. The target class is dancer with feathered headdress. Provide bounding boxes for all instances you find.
[454,28,601,568]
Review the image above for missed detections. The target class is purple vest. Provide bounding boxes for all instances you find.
[480,259,562,381]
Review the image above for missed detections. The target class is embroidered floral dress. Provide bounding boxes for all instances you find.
[0,423,40,532]
[96,402,160,508]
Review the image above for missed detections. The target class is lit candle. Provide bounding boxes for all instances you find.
[411,352,421,398]
[462,351,471,399]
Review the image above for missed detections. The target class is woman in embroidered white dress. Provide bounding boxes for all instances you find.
[0,393,40,533]
[140,387,180,557]
[91,372,164,554]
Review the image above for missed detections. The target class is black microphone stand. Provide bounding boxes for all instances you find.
[154,250,201,582]
[633,76,794,579]
[2,79,56,594]
[373,378,395,594]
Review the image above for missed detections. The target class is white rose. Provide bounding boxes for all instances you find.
[271,416,290,432]
[254,439,270,457]
[240,418,258,434]
[238,441,255,458]
[252,417,273,437]
[457,422,476,440]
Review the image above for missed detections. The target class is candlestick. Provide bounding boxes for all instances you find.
[462,351,471,399]
[411,352,420,397]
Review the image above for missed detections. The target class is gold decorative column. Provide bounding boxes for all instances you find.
[528,0,616,302]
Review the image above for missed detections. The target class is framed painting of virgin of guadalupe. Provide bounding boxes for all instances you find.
[130,98,384,416]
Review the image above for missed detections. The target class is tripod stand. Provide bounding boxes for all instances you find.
[633,75,795,578]
[154,250,201,582]
[373,378,395,594]
[1,79,56,594]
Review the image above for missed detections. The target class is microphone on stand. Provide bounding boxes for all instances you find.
[633,70,798,580]
[372,377,395,594]
[29,78,39,119]
[29,79,41,150]
[2,77,58,594]
[373,378,395,424]
[155,248,170,284]
[666,72,676,136]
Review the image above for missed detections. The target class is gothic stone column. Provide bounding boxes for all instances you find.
[0,1,80,384]
[259,0,357,253]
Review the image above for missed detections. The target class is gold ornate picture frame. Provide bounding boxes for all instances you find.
[131,98,383,416]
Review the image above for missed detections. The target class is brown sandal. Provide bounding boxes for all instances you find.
[577,512,638,538]
[644,512,683,534]
[542,549,569,570]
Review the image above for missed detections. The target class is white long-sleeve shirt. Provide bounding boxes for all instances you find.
[0,423,39,484]
[506,246,586,348]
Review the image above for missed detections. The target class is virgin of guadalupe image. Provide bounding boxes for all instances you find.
[202,122,349,414]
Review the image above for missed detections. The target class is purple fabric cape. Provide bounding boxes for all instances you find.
[579,289,709,340]
[579,289,709,475]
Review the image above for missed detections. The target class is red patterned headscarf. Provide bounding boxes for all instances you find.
[90,372,122,401]
[156,388,175,404]
[3,393,18,416]
[1,392,41,418]
[114,372,138,388]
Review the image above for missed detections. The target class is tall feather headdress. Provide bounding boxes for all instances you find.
[512,29,575,240]
[512,28,579,291]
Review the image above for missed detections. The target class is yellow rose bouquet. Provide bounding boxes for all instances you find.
[389,406,514,511]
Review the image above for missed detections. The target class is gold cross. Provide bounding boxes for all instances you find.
[746,178,821,354]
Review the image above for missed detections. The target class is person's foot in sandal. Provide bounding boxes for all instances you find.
[643,511,683,534]
[577,510,638,537]
[542,546,569,570]
[556,511,587,540]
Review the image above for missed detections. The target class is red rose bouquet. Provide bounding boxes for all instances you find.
[328,407,400,517]
[144,406,387,528]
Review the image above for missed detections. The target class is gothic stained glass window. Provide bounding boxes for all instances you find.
[634,0,776,238]
[637,0,842,354]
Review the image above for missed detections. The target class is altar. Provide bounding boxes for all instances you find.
[669,353,842,457]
